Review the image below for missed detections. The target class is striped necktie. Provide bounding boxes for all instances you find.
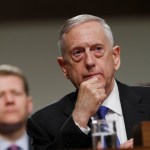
[98,106,120,147]
[98,105,109,119]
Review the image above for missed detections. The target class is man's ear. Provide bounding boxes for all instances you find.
[27,96,33,115]
[57,57,68,78]
[113,46,121,71]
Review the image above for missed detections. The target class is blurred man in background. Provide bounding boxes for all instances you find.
[0,64,33,150]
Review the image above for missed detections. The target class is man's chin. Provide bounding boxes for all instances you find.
[0,122,25,134]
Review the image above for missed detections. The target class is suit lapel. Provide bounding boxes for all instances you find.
[28,136,34,150]
[117,81,142,139]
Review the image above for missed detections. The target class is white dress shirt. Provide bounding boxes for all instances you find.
[100,80,127,144]
[0,132,29,150]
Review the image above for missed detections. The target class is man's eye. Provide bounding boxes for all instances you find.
[71,49,84,62]
[12,91,22,96]
[72,49,82,56]
[93,46,104,57]
[0,93,4,98]
[95,47,102,52]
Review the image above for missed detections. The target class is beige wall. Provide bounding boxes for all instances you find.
[0,16,150,112]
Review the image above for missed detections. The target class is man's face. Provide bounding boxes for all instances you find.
[58,21,120,94]
[0,75,32,125]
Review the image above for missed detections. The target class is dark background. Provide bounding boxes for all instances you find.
[0,0,150,21]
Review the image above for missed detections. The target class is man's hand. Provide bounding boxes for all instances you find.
[72,77,107,128]
[120,138,134,149]
[94,138,134,149]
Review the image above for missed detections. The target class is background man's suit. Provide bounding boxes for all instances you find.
[27,81,150,149]
[28,137,34,150]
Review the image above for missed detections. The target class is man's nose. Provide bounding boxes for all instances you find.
[85,51,95,68]
[5,93,14,103]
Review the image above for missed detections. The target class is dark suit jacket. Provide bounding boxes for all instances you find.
[28,136,34,150]
[27,81,150,149]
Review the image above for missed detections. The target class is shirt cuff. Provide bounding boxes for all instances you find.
[74,121,91,135]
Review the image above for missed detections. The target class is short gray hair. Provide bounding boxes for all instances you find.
[58,14,114,55]
[0,64,29,95]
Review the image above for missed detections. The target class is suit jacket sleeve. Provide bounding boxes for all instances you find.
[27,114,92,150]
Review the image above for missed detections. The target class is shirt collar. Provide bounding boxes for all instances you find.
[0,132,28,150]
[101,80,122,116]
[15,132,28,150]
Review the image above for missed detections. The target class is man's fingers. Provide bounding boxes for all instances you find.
[120,138,134,149]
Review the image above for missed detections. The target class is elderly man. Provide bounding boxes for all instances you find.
[27,14,150,149]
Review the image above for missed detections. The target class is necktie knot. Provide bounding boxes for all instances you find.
[98,106,109,119]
